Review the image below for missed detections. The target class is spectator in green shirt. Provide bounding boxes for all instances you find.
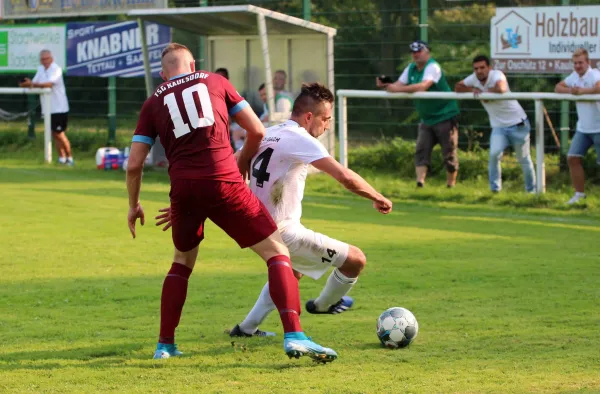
[377,41,460,188]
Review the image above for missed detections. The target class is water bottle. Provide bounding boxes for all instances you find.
[104,148,112,171]
[124,147,130,158]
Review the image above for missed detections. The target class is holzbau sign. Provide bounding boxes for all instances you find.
[491,6,600,73]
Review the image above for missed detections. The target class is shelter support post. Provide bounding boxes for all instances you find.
[257,13,275,123]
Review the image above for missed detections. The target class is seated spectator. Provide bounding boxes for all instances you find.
[215,68,229,80]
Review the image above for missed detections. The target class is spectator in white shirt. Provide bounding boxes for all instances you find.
[456,55,535,193]
[273,70,294,114]
[231,83,269,152]
[19,49,73,165]
[555,48,600,205]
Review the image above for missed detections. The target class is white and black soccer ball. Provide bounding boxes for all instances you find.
[376,307,419,349]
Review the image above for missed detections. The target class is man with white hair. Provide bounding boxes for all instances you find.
[19,50,73,165]
[555,48,600,204]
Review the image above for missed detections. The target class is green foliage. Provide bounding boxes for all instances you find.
[348,137,599,184]
[0,130,131,154]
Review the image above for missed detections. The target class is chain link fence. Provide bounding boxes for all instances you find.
[0,0,598,157]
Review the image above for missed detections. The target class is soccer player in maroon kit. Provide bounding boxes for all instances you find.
[126,43,337,362]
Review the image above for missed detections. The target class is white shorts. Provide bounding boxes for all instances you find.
[280,224,350,280]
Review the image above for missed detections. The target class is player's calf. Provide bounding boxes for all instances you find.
[307,245,365,314]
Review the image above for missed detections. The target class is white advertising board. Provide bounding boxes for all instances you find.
[0,24,66,73]
[491,6,600,73]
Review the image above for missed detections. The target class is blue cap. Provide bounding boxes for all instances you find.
[409,40,429,52]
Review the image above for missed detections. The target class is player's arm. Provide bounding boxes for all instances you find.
[126,142,150,238]
[454,80,473,93]
[488,79,508,94]
[311,157,392,214]
[126,99,156,238]
[19,78,33,88]
[572,80,600,95]
[32,68,61,88]
[388,79,434,93]
[555,80,571,94]
[232,106,265,177]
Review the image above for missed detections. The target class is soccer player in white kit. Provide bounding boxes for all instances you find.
[227,83,393,337]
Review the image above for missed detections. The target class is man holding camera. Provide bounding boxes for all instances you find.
[19,49,73,166]
[376,40,460,188]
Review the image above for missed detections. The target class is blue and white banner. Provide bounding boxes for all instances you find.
[66,21,171,78]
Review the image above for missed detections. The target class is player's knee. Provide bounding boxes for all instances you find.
[340,246,366,277]
[445,161,458,173]
[567,155,582,167]
[173,246,198,270]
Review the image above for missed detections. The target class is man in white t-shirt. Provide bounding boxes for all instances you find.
[224,83,393,337]
[456,55,535,193]
[555,48,600,205]
[231,83,270,152]
[273,70,294,114]
[19,50,73,165]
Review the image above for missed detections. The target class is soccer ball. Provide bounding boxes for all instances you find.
[376,307,419,349]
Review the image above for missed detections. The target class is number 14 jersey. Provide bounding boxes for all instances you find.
[133,71,248,182]
[249,120,330,229]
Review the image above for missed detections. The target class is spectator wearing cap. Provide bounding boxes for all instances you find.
[455,55,536,193]
[376,40,460,188]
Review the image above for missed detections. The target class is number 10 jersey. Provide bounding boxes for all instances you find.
[133,71,248,182]
[249,120,330,229]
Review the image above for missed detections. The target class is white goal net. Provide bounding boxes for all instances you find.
[0,88,52,163]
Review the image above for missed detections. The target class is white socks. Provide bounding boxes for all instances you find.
[238,282,276,334]
[314,268,357,312]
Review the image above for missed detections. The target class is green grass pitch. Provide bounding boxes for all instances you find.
[1,158,599,393]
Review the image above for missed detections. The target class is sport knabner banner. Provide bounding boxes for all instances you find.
[4,0,167,19]
[491,6,600,73]
[66,21,171,78]
[0,24,66,73]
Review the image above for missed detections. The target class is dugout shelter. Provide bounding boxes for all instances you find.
[128,5,337,164]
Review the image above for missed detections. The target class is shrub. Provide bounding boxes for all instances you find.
[348,137,598,184]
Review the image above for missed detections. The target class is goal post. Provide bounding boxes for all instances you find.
[336,90,600,194]
[0,87,53,163]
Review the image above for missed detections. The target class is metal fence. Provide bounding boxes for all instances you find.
[1,0,598,157]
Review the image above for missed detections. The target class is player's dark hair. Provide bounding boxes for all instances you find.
[292,83,334,117]
[215,68,229,80]
[258,83,265,91]
[473,55,490,66]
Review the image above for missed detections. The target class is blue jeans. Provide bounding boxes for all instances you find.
[567,131,600,164]
[489,119,536,192]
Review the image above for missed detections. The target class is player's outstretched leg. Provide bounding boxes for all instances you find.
[306,245,365,315]
[153,247,198,359]
[251,234,337,362]
[229,282,277,337]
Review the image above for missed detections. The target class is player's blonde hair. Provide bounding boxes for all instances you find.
[161,43,193,60]
[572,48,589,61]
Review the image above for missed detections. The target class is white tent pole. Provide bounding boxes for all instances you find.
[257,13,275,123]
[327,32,335,157]
[338,95,347,168]
[43,92,52,164]
[535,99,546,194]
[138,18,154,97]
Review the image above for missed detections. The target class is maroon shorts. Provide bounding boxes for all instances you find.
[170,179,277,252]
